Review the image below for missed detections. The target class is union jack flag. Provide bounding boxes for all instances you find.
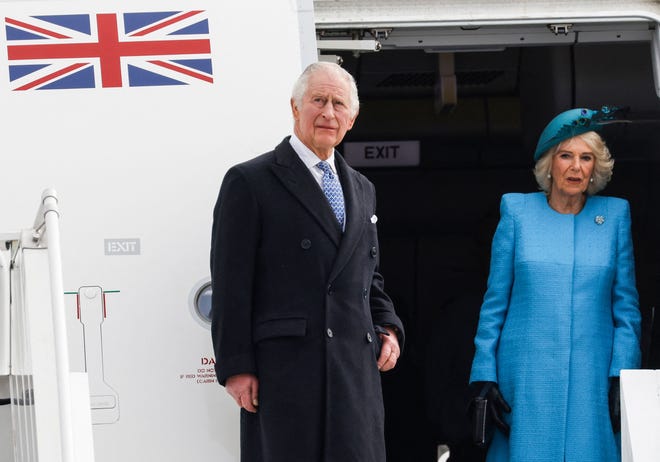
[5,11,213,90]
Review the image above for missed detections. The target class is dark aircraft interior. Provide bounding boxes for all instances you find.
[330,40,660,461]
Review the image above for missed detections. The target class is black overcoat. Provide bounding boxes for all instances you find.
[211,137,404,462]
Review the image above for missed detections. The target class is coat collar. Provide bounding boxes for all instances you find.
[330,151,367,281]
[270,138,342,246]
[270,137,367,270]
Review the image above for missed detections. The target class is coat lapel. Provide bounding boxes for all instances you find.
[329,153,366,281]
[269,139,342,247]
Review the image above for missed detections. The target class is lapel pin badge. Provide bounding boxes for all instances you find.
[370,215,378,224]
[594,215,605,225]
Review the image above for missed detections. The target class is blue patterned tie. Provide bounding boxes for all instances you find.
[317,161,345,228]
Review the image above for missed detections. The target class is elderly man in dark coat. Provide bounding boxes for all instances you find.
[210,61,404,462]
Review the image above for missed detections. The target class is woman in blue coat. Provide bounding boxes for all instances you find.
[469,107,642,462]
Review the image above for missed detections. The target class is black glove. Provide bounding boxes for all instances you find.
[468,381,511,447]
[609,376,621,434]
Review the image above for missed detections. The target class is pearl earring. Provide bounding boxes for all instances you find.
[590,177,594,183]
[547,173,551,179]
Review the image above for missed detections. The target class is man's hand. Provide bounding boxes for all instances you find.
[225,373,259,413]
[376,326,400,371]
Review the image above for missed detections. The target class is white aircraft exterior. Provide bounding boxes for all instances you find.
[0,0,315,461]
[1,1,659,461]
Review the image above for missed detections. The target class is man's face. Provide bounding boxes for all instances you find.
[291,69,357,160]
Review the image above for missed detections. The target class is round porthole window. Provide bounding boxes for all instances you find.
[189,278,212,327]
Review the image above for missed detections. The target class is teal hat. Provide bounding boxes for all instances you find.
[534,106,621,161]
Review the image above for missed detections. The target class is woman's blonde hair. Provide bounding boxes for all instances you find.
[533,131,614,195]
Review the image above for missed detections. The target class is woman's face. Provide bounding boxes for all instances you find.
[550,136,595,200]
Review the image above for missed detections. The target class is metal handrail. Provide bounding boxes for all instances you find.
[33,189,75,462]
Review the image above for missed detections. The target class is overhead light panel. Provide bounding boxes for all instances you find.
[317,39,381,52]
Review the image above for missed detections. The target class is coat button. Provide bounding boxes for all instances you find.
[300,239,311,249]
[327,284,334,295]
[370,246,377,257]
[366,332,373,342]
[327,328,334,338]
[362,288,368,299]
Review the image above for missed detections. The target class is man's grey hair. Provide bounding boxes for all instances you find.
[291,62,360,117]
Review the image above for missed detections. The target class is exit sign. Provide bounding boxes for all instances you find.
[343,140,420,167]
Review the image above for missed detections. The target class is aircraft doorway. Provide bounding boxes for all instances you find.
[334,42,660,462]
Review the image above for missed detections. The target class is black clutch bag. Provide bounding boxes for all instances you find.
[470,396,493,448]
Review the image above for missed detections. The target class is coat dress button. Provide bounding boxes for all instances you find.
[327,328,333,338]
[366,332,373,342]
[300,239,311,249]
[370,246,377,257]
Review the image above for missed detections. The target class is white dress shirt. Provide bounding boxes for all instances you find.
[289,133,340,190]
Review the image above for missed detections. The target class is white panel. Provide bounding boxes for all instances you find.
[70,373,95,462]
[22,248,64,462]
[314,0,660,28]
[0,248,9,375]
[295,0,319,67]
[1,1,309,461]
[620,369,660,462]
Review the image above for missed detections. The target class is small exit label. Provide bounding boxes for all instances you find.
[104,238,141,256]
[343,140,420,167]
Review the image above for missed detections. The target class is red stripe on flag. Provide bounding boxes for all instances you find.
[131,10,204,37]
[6,17,71,39]
[7,39,210,60]
[96,13,122,87]
[15,62,88,90]
[149,59,213,83]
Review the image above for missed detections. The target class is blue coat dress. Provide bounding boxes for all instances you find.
[470,192,641,462]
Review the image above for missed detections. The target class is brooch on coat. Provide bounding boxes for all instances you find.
[594,215,605,225]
